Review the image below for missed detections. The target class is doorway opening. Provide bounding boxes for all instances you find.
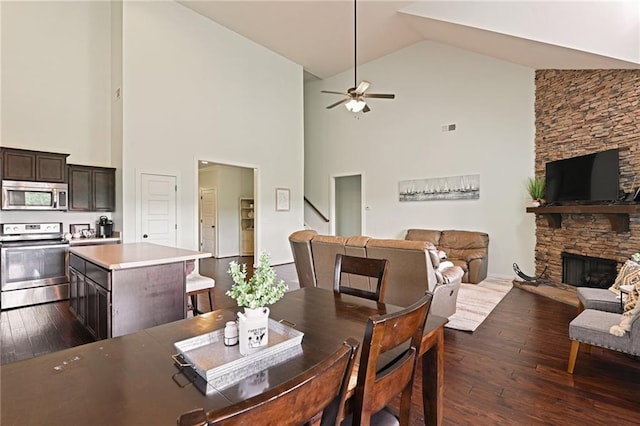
[198,161,256,258]
[331,174,363,236]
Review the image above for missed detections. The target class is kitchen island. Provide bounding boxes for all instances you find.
[68,243,211,340]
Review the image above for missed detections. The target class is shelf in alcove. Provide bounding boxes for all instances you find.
[526,204,640,233]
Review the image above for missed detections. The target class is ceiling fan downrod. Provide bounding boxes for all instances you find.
[353,0,357,89]
[320,0,395,113]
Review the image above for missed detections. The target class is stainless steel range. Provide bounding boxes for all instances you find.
[0,222,69,310]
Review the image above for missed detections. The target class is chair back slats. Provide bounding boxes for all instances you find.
[366,350,416,413]
[334,254,389,302]
[177,338,359,426]
[376,308,429,350]
[352,292,433,425]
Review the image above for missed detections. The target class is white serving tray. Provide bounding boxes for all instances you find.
[173,319,304,393]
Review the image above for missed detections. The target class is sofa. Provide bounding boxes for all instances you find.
[288,230,464,318]
[405,229,489,284]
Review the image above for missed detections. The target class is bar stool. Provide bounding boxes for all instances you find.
[185,261,216,316]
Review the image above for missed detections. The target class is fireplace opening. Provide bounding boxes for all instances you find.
[562,252,617,288]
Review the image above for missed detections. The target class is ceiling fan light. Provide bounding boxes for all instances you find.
[345,99,366,113]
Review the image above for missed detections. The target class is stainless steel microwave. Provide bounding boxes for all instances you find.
[1,180,68,211]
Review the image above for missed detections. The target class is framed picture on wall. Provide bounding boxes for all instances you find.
[276,188,290,211]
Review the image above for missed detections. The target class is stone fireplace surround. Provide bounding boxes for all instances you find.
[533,70,640,288]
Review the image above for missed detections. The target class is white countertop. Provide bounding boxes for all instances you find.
[69,242,212,270]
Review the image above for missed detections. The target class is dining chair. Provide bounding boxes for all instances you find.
[185,260,216,316]
[333,253,389,302]
[345,292,433,426]
[177,338,360,426]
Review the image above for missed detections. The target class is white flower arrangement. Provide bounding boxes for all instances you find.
[226,251,288,309]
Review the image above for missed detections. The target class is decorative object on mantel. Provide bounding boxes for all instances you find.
[227,252,288,355]
[399,174,480,202]
[526,176,545,207]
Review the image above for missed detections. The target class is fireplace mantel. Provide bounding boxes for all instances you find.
[526,204,640,232]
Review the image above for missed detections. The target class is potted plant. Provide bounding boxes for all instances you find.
[226,251,287,355]
[527,177,545,207]
[226,251,287,309]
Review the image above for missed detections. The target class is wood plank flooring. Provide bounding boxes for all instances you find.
[2,257,639,425]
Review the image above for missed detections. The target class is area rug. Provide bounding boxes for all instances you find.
[445,277,513,332]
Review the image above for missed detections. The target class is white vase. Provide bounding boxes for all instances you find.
[532,200,541,207]
[237,307,270,356]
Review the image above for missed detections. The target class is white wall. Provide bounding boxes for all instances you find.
[304,41,536,277]
[0,1,113,229]
[1,1,304,265]
[121,2,304,264]
[1,1,112,165]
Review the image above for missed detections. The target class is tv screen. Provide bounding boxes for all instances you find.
[545,149,619,204]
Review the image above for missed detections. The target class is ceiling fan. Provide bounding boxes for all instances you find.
[322,0,395,113]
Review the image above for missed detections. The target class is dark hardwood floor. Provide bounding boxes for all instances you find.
[2,257,639,425]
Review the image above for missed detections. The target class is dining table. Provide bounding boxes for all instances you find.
[0,287,446,425]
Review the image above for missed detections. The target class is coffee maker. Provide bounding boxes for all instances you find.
[97,216,113,238]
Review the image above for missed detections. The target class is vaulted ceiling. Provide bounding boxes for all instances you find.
[179,1,640,80]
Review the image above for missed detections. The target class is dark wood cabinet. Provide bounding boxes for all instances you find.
[1,148,68,182]
[68,267,86,324]
[68,254,111,341]
[86,278,110,341]
[68,164,115,212]
[93,168,115,211]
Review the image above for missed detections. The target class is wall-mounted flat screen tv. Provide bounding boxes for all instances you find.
[545,149,619,204]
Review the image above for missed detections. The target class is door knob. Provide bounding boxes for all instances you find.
[143,234,148,238]
[211,226,215,228]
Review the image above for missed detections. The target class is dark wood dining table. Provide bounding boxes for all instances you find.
[0,287,446,425]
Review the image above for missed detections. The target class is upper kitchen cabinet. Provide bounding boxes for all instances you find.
[68,165,116,212]
[1,147,69,183]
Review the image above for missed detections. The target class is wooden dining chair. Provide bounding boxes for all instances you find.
[333,254,390,302]
[346,292,433,426]
[177,338,360,426]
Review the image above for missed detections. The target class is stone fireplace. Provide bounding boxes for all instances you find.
[562,252,617,289]
[533,70,640,288]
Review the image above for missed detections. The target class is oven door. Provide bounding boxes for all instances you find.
[0,240,69,291]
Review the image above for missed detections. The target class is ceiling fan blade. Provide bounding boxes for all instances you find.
[363,93,395,99]
[326,98,350,109]
[321,90,348,95]
[362,104,371,113]
[355,81,370,95]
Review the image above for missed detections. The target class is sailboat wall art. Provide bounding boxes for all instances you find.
[399,174,480,202]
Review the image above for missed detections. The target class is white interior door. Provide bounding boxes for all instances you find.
[139,173,177,246]
[200,188,217,256]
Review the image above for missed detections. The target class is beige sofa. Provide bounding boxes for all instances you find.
[405,229,489,284]
[289,230,463,318]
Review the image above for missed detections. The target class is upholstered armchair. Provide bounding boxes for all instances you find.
[405,229,489,284]
[568,308,640,373]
